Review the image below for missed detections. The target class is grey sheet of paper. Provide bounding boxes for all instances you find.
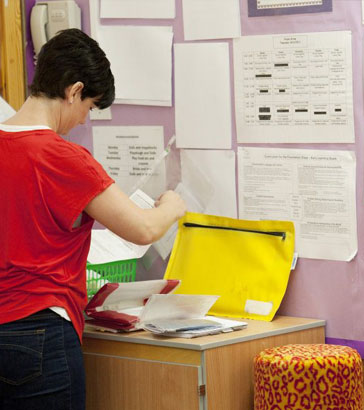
[247,0,332,17]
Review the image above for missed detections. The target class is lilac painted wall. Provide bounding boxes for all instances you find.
[24,0,364,345]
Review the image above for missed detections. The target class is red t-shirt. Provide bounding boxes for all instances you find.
[0,127,114,341]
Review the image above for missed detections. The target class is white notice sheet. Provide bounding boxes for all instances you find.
[174,43,232,149]
[238,147,357,261]
[153,146,221,259]
[258,0,322,8]
[0,96,15,122]
[233,31,354,143]
[181,149,237,218]
[100,0,175,19]
[92,126,165,198]
[96,25,173,106]
[182,0,241,41]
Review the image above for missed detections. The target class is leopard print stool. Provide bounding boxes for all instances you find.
[254,344,363,410]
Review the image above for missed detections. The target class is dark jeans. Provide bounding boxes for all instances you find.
[0,309,85,410]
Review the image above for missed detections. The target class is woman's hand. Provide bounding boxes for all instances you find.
[154,190,187,220]
[85,184,187,245]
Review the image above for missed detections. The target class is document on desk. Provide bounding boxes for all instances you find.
[139,294,248,338]
[87,190,154,264]
[233,31,354,143]
[142,316,247,338]
[238,147,357,261]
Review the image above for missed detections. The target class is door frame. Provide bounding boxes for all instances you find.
[0,0,26,110]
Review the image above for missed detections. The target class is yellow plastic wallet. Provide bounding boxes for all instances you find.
[164,213,295,321]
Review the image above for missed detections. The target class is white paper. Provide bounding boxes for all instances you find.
[0,96,15,122]
[182,0,241,41]
[238,147,357,261]
[100,0,175,19]
[181,150,237,218]
[233,31,354,143]
[152,153,216,260]
[95,280,173,311]
[89,107,112,121]
[175,43,232,149]
[88,229,150,264]
[129,188,155,209]
[143,316,247,338]
[129,135,175,196]
[92,126,165,198]
[96,25,173,106]
[152,181,210,260]
[258,0,322,9]
[140,294,247,337]
[152,223,177,260]
[87,190,155,264]
[139,294,220,324]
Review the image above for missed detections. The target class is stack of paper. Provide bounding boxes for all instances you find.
[142,316,247,338]
[85,283,249,338]
[85,279,181,332]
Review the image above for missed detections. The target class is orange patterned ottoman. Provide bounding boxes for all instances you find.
[254,344,363,410]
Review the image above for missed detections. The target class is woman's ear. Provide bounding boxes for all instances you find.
[66,82,84,104]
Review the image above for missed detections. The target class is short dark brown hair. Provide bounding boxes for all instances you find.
[30,28,115,109]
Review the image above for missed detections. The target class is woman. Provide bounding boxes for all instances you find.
[0,29,186,410]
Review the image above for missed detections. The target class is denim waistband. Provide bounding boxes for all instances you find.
[20,309,60,321]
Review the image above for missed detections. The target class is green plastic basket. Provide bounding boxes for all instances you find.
[86,259,136,299]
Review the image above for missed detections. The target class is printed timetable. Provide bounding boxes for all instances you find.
[233,31,354,143]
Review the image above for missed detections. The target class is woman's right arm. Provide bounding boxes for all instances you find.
[84,183,187,245]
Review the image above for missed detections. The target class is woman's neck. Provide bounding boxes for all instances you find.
[2,96,61,131]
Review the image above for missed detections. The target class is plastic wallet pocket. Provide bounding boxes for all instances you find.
[164,213,295,321]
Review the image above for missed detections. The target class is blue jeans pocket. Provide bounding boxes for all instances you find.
[0,329,45,386]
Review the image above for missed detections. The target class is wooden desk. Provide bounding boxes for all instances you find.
[82,315,325,410]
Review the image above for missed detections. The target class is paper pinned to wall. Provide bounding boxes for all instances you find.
[180,149,237,218]
[96,25,173,106]
[100,0,175,19]
[238,147,357,261]
[0,97,15,122]
[182,0,241,41]
[233,31,354,143]
[92,126,166,199]
[248,0,332,16]
[174,42,232,149]
[258,0,323,8]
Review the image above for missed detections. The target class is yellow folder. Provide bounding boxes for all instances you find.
[164,212,295,321]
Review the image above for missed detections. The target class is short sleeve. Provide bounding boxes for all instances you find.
[37,140,114,231]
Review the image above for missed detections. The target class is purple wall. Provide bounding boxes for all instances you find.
[24,0,364,348]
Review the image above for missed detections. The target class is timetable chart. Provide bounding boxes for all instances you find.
[92,126,166,198]
[233,31,354,143]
